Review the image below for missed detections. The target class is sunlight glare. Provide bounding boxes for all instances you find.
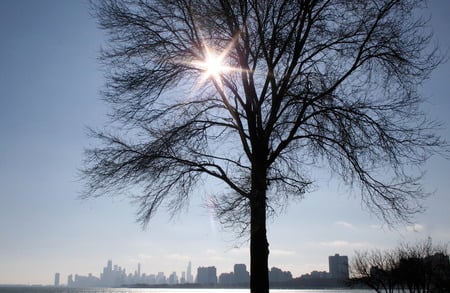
[189,45,231,90]
[187,39,244,91]
[204,52,224,79]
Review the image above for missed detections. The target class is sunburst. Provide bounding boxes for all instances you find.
[191,45,231,89]
[180,31,250,95]
[203,49,226,79]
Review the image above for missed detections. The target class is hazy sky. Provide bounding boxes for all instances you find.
[1,0,449,286]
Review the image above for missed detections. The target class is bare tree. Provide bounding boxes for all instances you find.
[83,1,445,292]
[397,238,450,292]
[352,248,404,293]
[352,239,450,293]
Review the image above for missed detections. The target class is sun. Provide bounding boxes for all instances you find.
[195,47,228,82]
[203,52,225,79]
[188,45,231,89]
[186,40,244,91]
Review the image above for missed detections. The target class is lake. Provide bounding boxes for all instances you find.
[0,288,374,293]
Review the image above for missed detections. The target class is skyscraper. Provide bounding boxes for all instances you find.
[328,253,349,279]
[107,260,112,272]
[186,261,193,283]
[67,274,74,287]
[54,273,60,287]
[197,266,217,285]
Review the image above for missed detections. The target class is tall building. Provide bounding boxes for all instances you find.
[197,266,217,285]
[233,264,249,285]
[186,261,193,283]
[168,271,179,285]
[54,273,60,287]
[67,274,74,287]
[156,272,166,284]
[328,253,349,279]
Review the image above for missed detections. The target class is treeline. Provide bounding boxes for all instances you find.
[351,238,450,292]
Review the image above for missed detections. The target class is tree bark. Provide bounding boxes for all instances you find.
[250,160,270,293]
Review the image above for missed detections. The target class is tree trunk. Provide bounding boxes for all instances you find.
[250,162,270,293]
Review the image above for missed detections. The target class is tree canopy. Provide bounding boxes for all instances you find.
[83,1,446,292]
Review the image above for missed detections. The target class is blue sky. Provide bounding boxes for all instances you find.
[0,0,449,286]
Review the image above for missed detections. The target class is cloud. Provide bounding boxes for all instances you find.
[229,247,249,256]
[319,240,349,247]
[406,223,425,233]
[334,221,356,230]
[166,253,191,261]
[271,249,296,256]
[319,240,369,249]
[198,249,226,263]
[136,253,154,261]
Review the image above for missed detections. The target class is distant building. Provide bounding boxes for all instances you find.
[156,272,166,284]
[269,267,293,283]
[300,270,330,279]
[67,274,74,287]
[168,272,178,285]
[329,253,349,279]
[73,273,100,287]
[218,272,234,285]
[54,273,60,287]
[143,273,156,284]
[186,261,193,283]
[197,266,217,285]
[426,252,450,269]
[233,264,250,285]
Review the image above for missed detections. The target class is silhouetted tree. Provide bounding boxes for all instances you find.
[83,1,445,292]
[352,250,399,292]
[352,239,450,293]
[397,238,450,292]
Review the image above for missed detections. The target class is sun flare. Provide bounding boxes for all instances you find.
[204,52,224,78]
[187,40,244,90]
[187,44,232,88]
[194,47,228,82]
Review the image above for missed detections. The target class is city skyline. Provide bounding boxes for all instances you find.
[57,254,348,287]
[1,0,450,286]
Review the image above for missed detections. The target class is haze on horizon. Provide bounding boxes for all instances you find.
[0,0,449,286]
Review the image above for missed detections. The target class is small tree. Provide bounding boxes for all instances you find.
[352,250,399,293]
[83,1,445,292]
[397,238,450,292]
[352,239,450,293]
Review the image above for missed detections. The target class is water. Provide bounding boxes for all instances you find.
[0,288,374,293]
